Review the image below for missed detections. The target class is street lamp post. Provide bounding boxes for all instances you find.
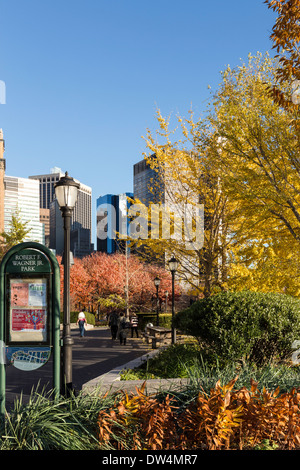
[168,256,178,344]
[54,172,79,395]
[154,276,161,326]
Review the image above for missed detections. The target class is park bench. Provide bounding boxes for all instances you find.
[142,326,172,349]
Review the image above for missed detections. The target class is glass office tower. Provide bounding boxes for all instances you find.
[96,192,133,254]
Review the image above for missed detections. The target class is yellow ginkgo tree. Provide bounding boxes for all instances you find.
[135,51,300,297]
[206,52,300,295]
[130,110,233,298]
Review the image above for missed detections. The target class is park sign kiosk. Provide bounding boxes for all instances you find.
[0,242,61,416]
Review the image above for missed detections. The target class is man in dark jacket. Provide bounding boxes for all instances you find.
[108,311,119,340]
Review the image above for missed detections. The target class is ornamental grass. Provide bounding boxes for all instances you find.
[97,379,300,450]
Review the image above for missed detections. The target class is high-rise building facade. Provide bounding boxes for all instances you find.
[28,167,63,248]
[0,129,6,233]
[29,168,93,258]
[29,167,64,210]
[4,176,44,243]
[133,155,164,206]
[96,192,133,254]
[40,208,50,247]
[133,152,205,295]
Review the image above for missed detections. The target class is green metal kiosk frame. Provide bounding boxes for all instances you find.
[0,242,61,417]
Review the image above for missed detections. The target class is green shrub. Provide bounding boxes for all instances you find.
[136,312,172,330]
[120,342,300,394]
[174,291,300,367]
[60,311,96,326]
[121,342,200,379]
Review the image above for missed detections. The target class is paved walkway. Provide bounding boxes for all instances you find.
[4,326,152,404]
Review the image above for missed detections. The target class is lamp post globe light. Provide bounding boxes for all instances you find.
[154,276,161,326]
[168,256,178,344]
[54,172,80,395]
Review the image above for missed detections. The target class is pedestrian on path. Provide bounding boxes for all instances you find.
[108,311,119,340]
[130,313,139,338]
[77,311,86,337]
[118,313,130,345]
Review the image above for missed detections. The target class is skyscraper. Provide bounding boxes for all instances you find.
[96,192,133,254]
[29,167,64,210]
[133,155,164,206]
[4,176,44,243]
[29,168,93,258]
[133,153,203,278]
[0,129,6,233]
[28,167,63,247]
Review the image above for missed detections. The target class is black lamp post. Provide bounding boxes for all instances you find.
[154,276,161,326]
[168,256,178,344]
[54,172,79,395]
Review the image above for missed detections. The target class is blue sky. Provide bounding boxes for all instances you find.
[0,0,277,243]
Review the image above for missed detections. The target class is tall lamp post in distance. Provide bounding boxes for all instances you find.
[154,276,161,326]
[168,256,178,344]
[55,172,79,395]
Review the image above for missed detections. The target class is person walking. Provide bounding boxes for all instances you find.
[77,310,86,337]
[108,311,119,340]
[118,313,129,345]
[130,313,139,338]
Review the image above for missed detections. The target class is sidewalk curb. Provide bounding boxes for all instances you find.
[82,348,189,396]
[82,348,159,389]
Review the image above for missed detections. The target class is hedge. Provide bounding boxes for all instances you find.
[60,311,96,326]
[174,290,300,367]
[136,312,172,330]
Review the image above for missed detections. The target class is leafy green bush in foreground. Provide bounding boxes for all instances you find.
[174,290,300,367]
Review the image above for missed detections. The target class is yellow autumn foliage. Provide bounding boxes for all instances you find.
[132,52,300,297]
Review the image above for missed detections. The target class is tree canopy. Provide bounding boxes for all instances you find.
[132,51,300,297]
[0,210,31,260]
[264,0,300,124]
[58,251,181,314]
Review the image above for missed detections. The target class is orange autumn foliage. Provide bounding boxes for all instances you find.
[265,0,300,124]
[57,252,180,312]
[97,379,300,450]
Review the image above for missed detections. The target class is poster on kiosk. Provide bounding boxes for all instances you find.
[9,277,48,344]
